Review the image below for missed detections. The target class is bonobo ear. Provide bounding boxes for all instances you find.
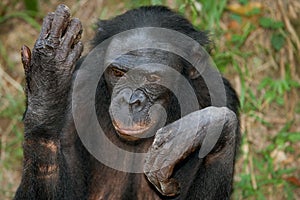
[188,67,201,79]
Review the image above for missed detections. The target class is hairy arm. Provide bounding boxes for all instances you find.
[15,5,83,199]
[144,106,239,197]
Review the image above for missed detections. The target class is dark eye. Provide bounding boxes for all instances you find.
[111,67,125,77]
[147,74,161,82]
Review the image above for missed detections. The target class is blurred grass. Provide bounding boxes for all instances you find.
[0,0,300,199]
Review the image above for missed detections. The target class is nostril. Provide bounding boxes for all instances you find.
[129,90,146,111]
[130,99,141,106]
[136,100,141,106]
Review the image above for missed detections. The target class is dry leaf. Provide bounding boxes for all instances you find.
[227,2,263,16]
[284,176,300,187]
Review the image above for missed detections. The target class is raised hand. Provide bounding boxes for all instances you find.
[21,4,83,130]
[15,5,84,199]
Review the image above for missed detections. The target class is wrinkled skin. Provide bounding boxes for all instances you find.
[15,4,240,200]
[105,51,183,141]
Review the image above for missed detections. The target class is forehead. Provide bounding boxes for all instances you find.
[105,29,176,61]
[104,28,190,72]
[111,50,181,70]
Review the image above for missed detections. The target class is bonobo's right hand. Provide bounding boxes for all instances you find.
[21,4,83,129]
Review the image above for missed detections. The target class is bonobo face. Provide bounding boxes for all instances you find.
[104,50,182,141]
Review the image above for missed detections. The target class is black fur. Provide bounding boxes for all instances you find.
[15,6,240,200]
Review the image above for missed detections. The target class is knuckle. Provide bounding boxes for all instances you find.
[46,38,59,48]
[33,45,55,58]
[71,18,82,26]
[55,4,71,17]
[75,42,84,52]
[55,54,66,62]
[43,12,54,22]
[69,19,83,33]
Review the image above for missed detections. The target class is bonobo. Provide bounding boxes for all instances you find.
[15,4,240,200]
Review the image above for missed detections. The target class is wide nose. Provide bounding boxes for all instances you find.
[129,89,147,112]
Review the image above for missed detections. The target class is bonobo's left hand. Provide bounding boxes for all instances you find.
[144,106,238,196]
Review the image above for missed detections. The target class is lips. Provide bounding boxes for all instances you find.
[112,120,151,140]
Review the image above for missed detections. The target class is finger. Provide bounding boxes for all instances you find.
[145,139,181,195]
[145,172,161,192]
[49,4,71,46]
[59,18,83,58]
[21,45,33,93]
[34,13,54,49]
[146,170,180,196]
[144,147,160,173]
[39,12,54,40]
[21,45,31,73]
[65,41,84,70]
[158,178,180,196]
[156,164,174,181]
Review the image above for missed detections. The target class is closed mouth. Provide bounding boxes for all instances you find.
[112,120,151,137]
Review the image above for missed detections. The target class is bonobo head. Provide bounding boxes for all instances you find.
[104,49,183,141]
[94,6,211,142]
